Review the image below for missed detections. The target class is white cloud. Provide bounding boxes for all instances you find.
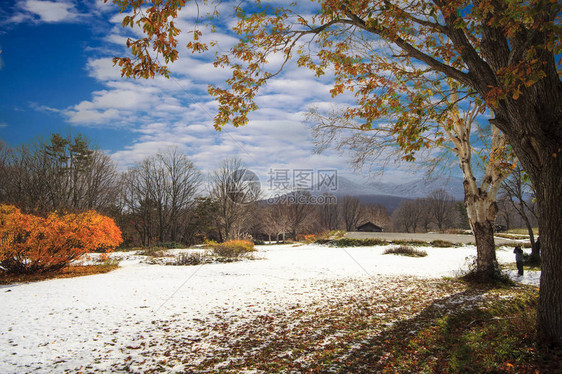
[63,84,163,125]
[66,108,120,124]
[69,39,354,180]
[104,32,129,46]
[13,0,83,24]
[29,102,61,113]
[89,0,114,14]
[111,140,187,168]
[0,123,8,128]
[86,58,122,81]
[6,13,29,24]
[170,58,232,82]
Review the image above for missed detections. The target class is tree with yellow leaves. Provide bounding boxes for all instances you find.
[107,0,561,345]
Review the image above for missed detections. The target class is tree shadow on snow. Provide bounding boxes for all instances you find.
[333,286,510,373]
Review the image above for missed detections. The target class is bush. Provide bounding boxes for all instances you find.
[138,248,169,257]
[175,252,208,265]
[430,239,456,247]
[522,252,541,267]
[499,241,532,249]
[0,205,122,274]
[316,230,346,240]
[460,256,513,285]
[384,246,428,257]
[330,230,346,239]
[209,240,255,257]
[302,234,317,243]
[315,238,388,247]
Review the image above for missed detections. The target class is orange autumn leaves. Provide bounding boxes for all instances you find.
[0,205,122,274]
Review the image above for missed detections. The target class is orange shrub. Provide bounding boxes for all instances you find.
[296,234,317,243]
[303,234,317,243]
[0,205,122,274]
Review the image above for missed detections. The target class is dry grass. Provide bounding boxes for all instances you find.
[384,245,428,257]
[110,280,560,373]
[208,239,255,257]
[507,228,538,235]
[0,263,119,285]
[431,239,457,247]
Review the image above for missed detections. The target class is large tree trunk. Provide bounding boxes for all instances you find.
[444,105,507,281]
[534,162,562,346]
[465,192,499,279]
[484,33,562,344]
[491,76,562,344]
[471,219,498,277]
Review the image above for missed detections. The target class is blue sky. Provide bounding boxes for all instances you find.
[0,0,437,186]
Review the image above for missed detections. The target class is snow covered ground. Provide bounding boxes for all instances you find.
[0,243,539,373]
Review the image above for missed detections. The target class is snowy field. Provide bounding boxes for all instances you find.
[0,243,539,373]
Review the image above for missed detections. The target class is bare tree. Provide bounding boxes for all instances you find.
[496,193,517,231]
[360,203,391,231]
[0,140,11,203]
[417,199,434,233]
[340,195,361,232]
[157,148,202,242]
[81,151,120,211]
[428,189,456,232]
[283,191,315,239]
[502,164,539,262]
[262,202,291,242]
[392,199,425,233]
[312,99,514,277]
[210,158,259,241]
[4,143,51,213]
[318,194,339,231]
[2,134,119,215]
[123,148,201,245]
[123,163,157,246]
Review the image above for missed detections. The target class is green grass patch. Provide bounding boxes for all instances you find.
[371,286,548,373]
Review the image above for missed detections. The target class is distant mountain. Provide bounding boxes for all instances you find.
[367,176,465,200]
[352,194,410,213]
[263,176,464,214]
[310,175,465,213]
[314,175,464,200]
[316,176,376,196]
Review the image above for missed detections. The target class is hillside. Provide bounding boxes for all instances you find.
[311,176,465,213]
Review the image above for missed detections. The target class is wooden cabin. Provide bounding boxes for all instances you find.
[356,222,383,232]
